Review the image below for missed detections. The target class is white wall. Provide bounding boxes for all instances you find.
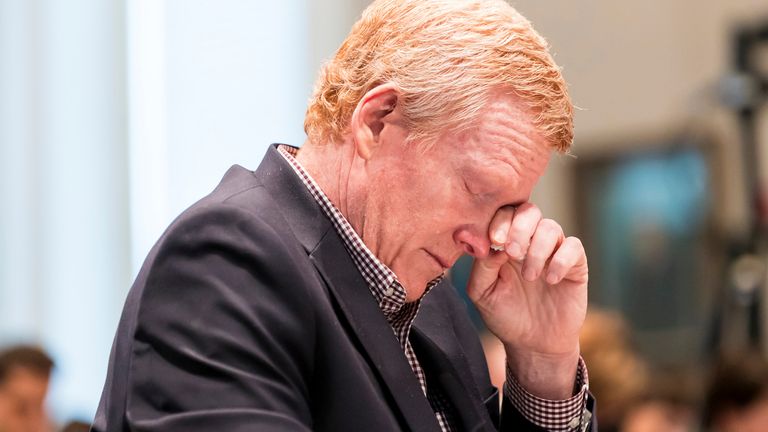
[0,0,369,423]
[0,0,130,421]
[129,0,368,272]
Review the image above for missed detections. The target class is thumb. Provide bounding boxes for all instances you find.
[466,250,508,302]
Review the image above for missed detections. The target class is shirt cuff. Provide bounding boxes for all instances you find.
[503,356,590,432]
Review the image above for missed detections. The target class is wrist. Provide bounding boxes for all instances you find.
[504,344,580,400]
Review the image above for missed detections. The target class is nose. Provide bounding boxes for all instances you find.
[453,227,491,259]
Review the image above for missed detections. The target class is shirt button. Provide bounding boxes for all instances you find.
[383,286,395,296]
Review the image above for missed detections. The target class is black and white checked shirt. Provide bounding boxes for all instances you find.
[278,145,590,432]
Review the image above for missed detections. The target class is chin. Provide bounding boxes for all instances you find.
[404,290,425,303]
[402,274,440,302]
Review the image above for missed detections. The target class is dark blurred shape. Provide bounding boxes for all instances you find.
[579,309,649,432]
[621,367,698,432]
[0,346,54,382]
[0,345,54,432]
[729,19,768,244]
[710,18,768,357]
[580,309,700,432]
[60,420,91,432]
[478,332,506,393]
[703,350,768,432]
[621,400,694,432]
[449,254,485,329]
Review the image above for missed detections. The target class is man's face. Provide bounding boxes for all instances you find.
[0,367,50,432]
[361,93,551,301]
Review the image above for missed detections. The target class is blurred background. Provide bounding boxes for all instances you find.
[2,0,768,431]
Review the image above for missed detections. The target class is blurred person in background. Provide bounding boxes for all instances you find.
[579,309,698,432]
[0,345,54,432]
[622,399,695,432]
[93,0,596,431]
[579,309,649,431]
[703,350,768,432]
[59,421,90,432]
[620,369,697,432]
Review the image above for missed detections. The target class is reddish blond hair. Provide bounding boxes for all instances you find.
[304,0,573,152]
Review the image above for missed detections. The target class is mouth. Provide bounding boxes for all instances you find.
[425,250,451,271]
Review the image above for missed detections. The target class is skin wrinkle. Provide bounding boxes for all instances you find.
[461,98,548,211]
[341,154,362,229]
[362,150,408,266]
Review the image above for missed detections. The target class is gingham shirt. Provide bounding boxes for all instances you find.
[278,145,590,432]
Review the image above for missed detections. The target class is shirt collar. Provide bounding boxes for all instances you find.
[278,144,428,316]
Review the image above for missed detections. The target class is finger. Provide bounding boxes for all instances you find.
[488,206,516,249]
[466,250,509,302]
[543,236,588,285]
[505,202,542,260]
[498,259,521,284]
[521,218,564,282]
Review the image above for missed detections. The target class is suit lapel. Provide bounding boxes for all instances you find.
[257,145,441,432]
[411,327,497,432]
[412,286,498,432]
[310,234,442,432]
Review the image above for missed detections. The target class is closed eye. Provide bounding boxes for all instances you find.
[463,178,493,202]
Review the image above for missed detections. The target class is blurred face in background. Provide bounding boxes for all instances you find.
[714,392,768,432]
[621,401,695,432]
[0,367,50,432]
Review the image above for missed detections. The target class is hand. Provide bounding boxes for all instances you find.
[466,203,588,398]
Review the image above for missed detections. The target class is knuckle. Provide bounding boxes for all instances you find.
[527,250,549,263]
[545,264,561,278]
[538,218,561,236]
[511,217,540,239]
[565,236,584,249]
[515,202,541,220]
[509,223,532,241]
[529,206,543,220]
[549,255,566,269]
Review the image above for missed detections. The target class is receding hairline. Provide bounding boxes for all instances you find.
[304,0,573,152]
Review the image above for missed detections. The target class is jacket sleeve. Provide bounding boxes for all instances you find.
[123,205,317,431]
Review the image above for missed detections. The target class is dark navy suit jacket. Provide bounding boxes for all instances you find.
[93,145,596,431]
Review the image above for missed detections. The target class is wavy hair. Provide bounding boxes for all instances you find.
[304,0,573,152]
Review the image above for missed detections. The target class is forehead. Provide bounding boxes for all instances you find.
[1,367,49,394]
[455,93,550,175]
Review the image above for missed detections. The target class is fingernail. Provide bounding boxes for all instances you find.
[507,242,521,258]
[546,272,559,284]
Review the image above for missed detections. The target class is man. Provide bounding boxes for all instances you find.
[94,0,595,430]
[0,345,54,432]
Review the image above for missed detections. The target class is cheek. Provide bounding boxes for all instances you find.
[420,189,473,239]
[378,164,468,239]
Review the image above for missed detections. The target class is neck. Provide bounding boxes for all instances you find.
[295,139,364,232]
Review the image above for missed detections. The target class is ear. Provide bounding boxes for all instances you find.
[348,83,403,161]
